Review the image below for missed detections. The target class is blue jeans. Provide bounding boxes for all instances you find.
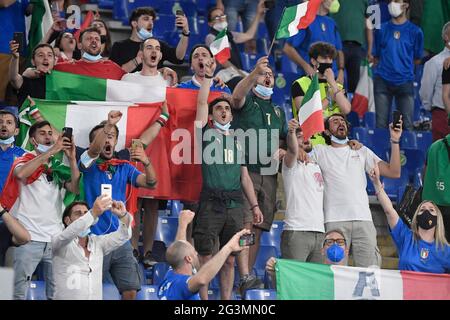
[223,0,258,32]
[373,76,414,130]
[14,241,54,300]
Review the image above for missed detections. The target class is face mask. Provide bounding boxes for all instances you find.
[213,120,231,131]
[213,21,228,32]
[329,0,340,13]
[82,52,102,62]
[317,62,333,75]
[388,2,403,18]
[36,143,53,153]
[417,210,437,230]
[330,135,349,145]
[137,28,153,41]
[78,228,91,238]
[326,244,345,263]
[100,35,107,44]
[254,84,273,98]
[0,136,15,145]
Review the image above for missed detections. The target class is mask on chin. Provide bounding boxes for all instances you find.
[137,28,153,40]
[330,135,349,145]
[213,21,228,32]
[36,143,53,153]
[0,136,15,145]
[254,84,273,98]
[82,52,102,62]
[213,120,231,131]
[78,228,91,238]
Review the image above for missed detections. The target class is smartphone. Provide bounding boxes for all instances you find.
[101,184,112,207]
[131,139,143,149]
[264,0,275,9]
[176,10,184,29]
[239,233,255,246]
[13,32,24,52]
[392,110,402,129]
[62,127,73,141]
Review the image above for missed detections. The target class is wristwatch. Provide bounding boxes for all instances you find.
[0,209,7,218]
[182,31,190,37]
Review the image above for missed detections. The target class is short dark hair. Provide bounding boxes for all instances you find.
[322,113,350,145]
[323,229,347,247]
[139,37,161,51]
[62,201,89,227]
[208,96,232,114]
[29,121,51,139]
[308,42,337,60]
[88,122,119,143]
[79,27,101,42]
[31,43,55,60]
[207,6,222,22]
[129,7,156,26]
[54,31,75,51]
[0,110,19,128]
[189,44,213,65]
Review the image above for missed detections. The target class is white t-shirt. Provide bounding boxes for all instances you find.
[311,144,381,223]
[121,71,170,87]
[282,160,325,232]
[10,164,64,242]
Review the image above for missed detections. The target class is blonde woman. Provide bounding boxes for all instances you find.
[369,160,450,273]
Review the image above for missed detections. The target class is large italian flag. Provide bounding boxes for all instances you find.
[298,74,324,141]
[276,260,450,300]
[275,0,321,39]
[352,59,375,118]
[210,29,231,64]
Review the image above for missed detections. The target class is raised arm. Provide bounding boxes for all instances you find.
[283,42,315,77]
[196,59,216,127]
[378,120,402,178]
[99,200,132,255]
[233,1,265,44]
[87,110,122,159]
[284,119,300,168]
[0,0,17,8]
[175,14,190,61]
[8,40,23,89]
[0,205,30,245]
[132,145,157,189]
[139,101,169,147]
[175,210,195,241]
[63,137,80,194]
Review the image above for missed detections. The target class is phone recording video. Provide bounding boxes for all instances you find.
[239,233,255,246]
[392,110,402,129]
[62,127,73,142]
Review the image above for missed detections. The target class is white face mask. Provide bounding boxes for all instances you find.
[388,2,403,18]
[331,135,349,145]
[78,228,91,238]
[0,136,15,145]
[213,21,228,32]
[213,120,231,131]
[36,143,53,153]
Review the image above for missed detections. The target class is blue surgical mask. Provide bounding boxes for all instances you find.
[0,136,15,145]
[78,228,91,238]
[36,143,53,153]
[254,84,273,98]
[331,135,349,145]
[82,52,102,62]
[326,244,345,263]
[137,28,153,41]
[213,120,231,131]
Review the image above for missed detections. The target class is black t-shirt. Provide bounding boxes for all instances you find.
[17,76,46,107]
[0,222,13,267]
[442,66,450,85]
[110,38,183,72]
[291,78,329,98]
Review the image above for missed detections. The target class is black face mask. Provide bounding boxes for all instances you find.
[100,35,107,44]
[417,210,437,230]
[317,62,333,75]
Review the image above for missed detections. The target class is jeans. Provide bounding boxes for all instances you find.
[224,0,258,32]
[14,241,54,300]
[373,76,414,130]
[343,41,365,93]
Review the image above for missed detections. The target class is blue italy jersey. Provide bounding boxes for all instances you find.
[0,0,29,55]
[178,79,231,94]
[158,270,201,300]
[0,145,26,194]
[390,219,450,274]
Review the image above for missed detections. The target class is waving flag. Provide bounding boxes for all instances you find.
[275,0,321,39]
[298,74,324,141]
[352,59,375,118]
[210,29,231,64]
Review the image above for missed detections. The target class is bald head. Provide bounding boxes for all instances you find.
[166,240,194,269]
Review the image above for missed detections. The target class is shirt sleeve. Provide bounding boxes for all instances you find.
[414,27,424,60]
[126,163,142,187]
[442,67,450,85]
[419,59,436,111]
[160,41,183,65]
[291,81,304,98]
[97,213,132,255]
[372,28,380,58]
[364,146,382,173]
[389,218,409,253]
[334,26,343,51]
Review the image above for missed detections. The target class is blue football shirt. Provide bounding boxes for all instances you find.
[157,270,201,300]
[0,145,26,194]
[178,78,232,94]
[0,0,29,55]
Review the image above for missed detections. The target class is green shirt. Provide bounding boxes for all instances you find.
[331,0,369,46]
[422,135,450,206]
[421,0,450,54]
[233,93,287,175]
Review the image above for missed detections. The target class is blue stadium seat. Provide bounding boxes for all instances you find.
[260,221,283,256]
[253,245,278,278]
[26,281,46,300]
[350,127,370,147]
[402,149,426,179]
[153,15,176,38]
[113,0,127,22]
[413,167,423,189]
[98,0,113,9]
[152,262,170,285]
[154,216,178,247]
[382,167,410,201]
[102,283,121,300]
[369,128,389,159]
[280,55,297,74]
[158,1,177,15]
[197,16,209,39]
[362,112,376,129]
[240,52,251,72]
[347,111,361,128]
[136,285,160,300]
[400,130,418,149]
[245,289,277,300]
[415,131,432,152]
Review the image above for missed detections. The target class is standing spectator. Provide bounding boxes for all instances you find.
[370,163,450,273]
[281,118,324,262]
[310,113,402,267]
[420,22,450,142]
[6,121,79,300]
[205,2,265,90]
[79,110,157,300]
[193,59,263,300]
[158,210,251,300]
[110,7,189,73]
[441,58,450,140]
[53,196,131,300]
[90,19,112,58]
[41,20,80,62]
[331,0,373,93]
[283,0,345,84]
[231,56,287,282]
[372,0,423,130]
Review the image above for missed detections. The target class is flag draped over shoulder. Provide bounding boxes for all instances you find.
[352,59,375,118]
[275,259,450,300]
[298,74,323,141]
[275,0,321,39]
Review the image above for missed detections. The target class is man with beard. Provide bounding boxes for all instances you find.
[281,118,325,263]
[78,110,157,300]
[54,27,125,80]
[310,113,402,267]
[231,56,287,295]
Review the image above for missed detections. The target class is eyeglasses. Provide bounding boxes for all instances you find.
[323,238,346,246]
[211,14,227,21]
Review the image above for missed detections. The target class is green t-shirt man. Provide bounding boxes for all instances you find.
[331,0,369,47]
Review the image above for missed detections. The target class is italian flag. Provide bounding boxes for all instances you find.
[27,0,53,61]
[298,74,324,141]
[275,0,321,39]
[352,59,375,118]
[276,260,450,300]
[210,29,231,64]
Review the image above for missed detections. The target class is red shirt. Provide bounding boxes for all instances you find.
[54,59,126,80]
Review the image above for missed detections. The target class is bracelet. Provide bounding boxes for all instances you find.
[205,74,214,79]
[250,204,259,211]
[156,119,165,127]
[390,139,400,144]
[160,112,169,122]
[143,160,151,167]
[118,211,128,219]
[0,209,7,218]
[182,31,190,37]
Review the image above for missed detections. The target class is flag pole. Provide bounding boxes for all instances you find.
[267,6,286,56]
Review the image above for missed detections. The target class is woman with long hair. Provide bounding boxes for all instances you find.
[90,19,112,58]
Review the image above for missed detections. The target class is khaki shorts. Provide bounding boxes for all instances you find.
[281,230,324,263]
[243,171,278,231]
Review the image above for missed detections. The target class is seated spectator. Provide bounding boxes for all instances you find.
[110,7,188,73]
[52,196,131,300]
[205,1,265,90]
[8,43,55,107]
[372,0,423,130]
[54,27,125,80]
[283,0,345,84]
[369,162,450,273]
[90,19,112,58]
[158,210,251,300]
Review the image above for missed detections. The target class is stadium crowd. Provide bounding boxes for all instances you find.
[0,0,449,300]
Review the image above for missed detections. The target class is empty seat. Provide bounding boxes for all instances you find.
[347,111,361,129]
[382,167,410,201]
[153,15,176,38]
[26,281,47,300]
[369,128,389,159]
[98,0,113,9]
[154,216,178,247]
[245,289,277,300]
[415,131,432,152]
[102,283,121,300]
[362,111,376,129]
[400,130,418,149]
[136,285,160,300]
[350,127,370,148]
[152,262,170,286]
[260,221,283,256]
[253,245,278,278]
